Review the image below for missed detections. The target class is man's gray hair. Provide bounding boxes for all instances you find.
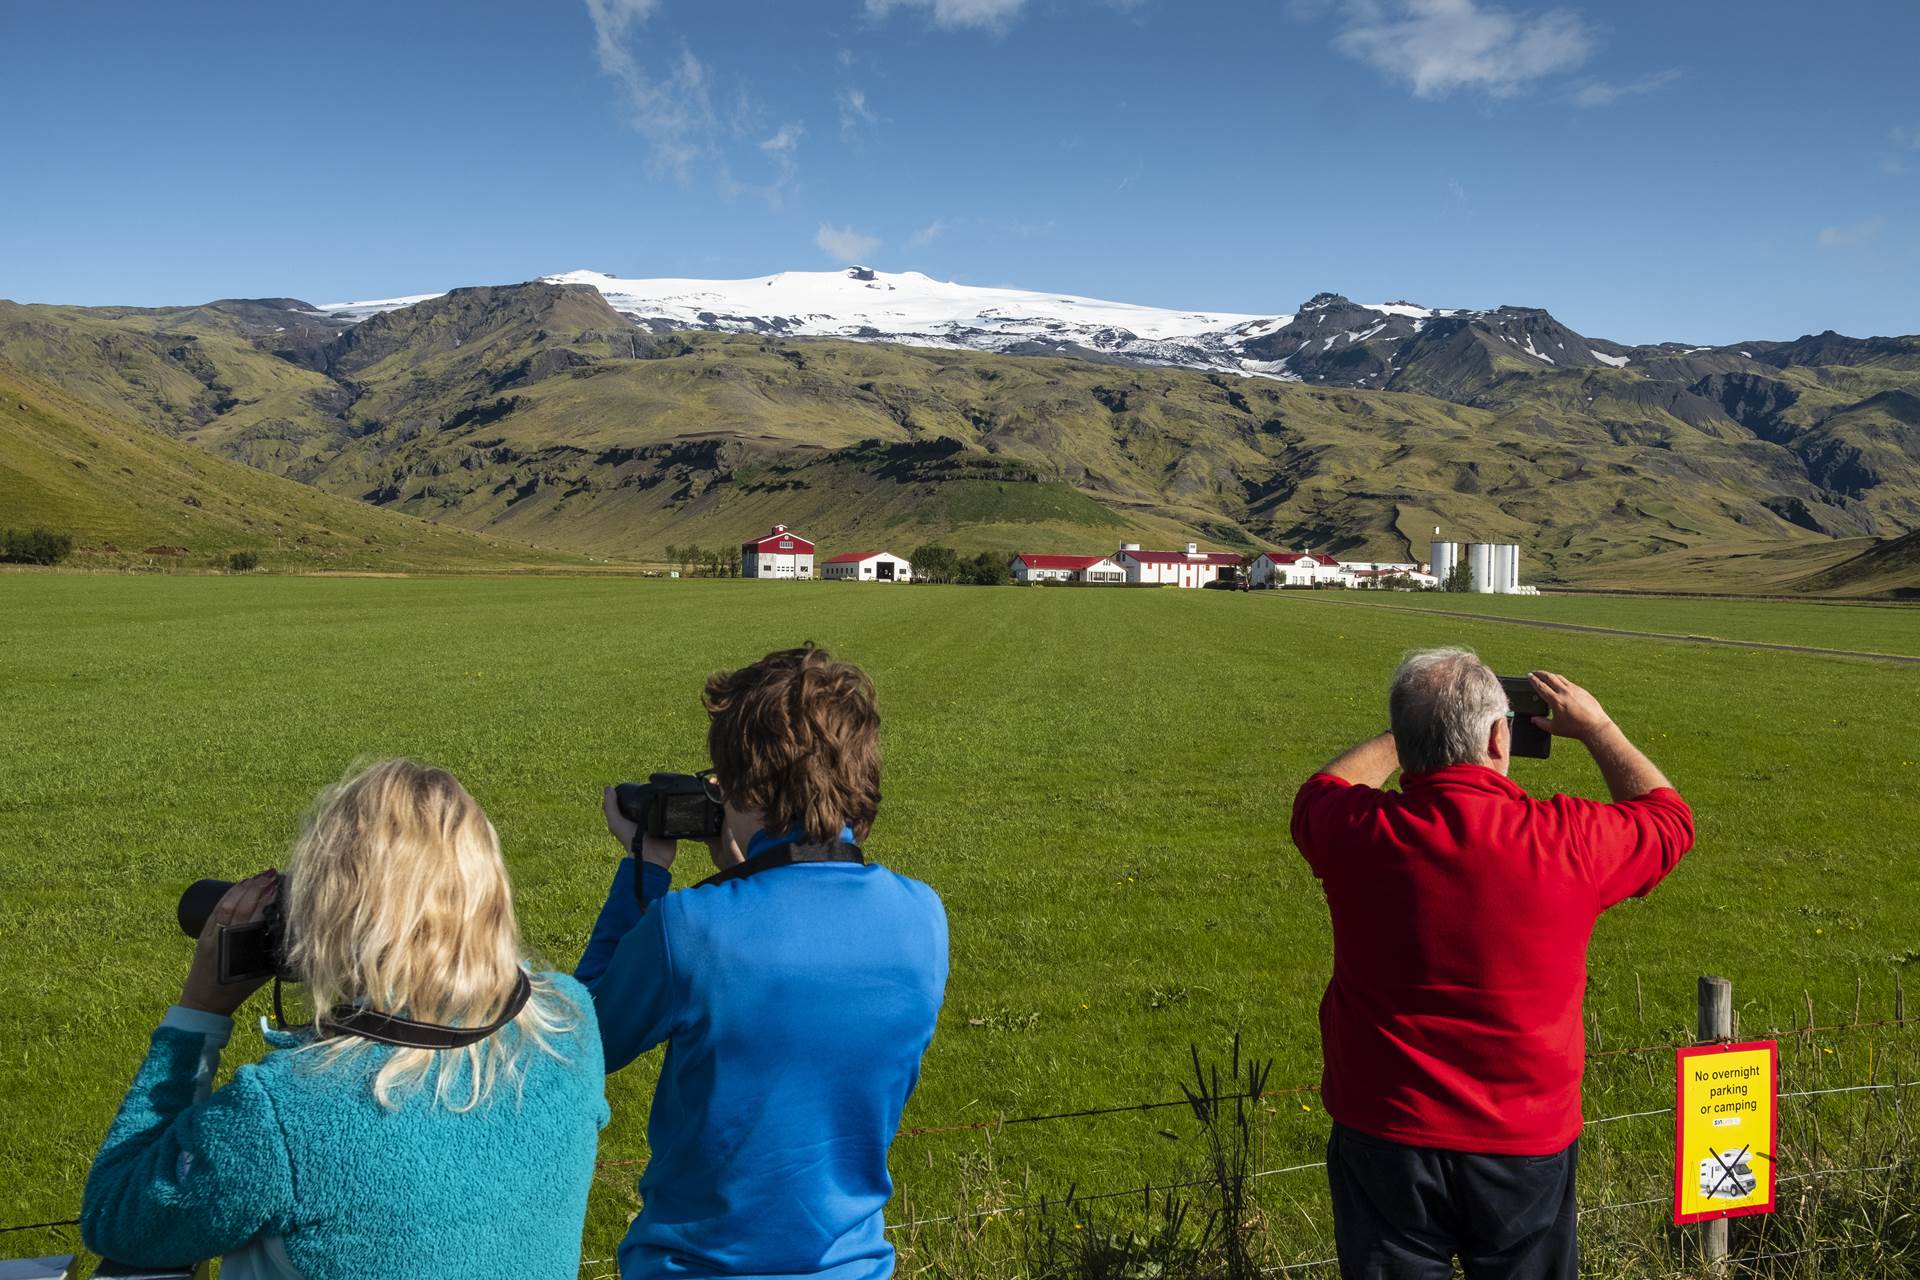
[1389,647,1507,774]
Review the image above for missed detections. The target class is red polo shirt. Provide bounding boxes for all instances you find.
[1290,766,1694,1155]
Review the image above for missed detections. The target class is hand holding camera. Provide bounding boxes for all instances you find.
[606,769,746,872]
[1525,670,1614,742]
[179,870,281,1016]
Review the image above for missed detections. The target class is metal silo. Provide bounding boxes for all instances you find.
[1429,540,1459,586]
[1467,542,1494,593]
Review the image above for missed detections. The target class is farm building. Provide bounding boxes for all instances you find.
[741,524,814,579]
[822,550,912,582]
[1113,543,1243,588]
[1011,553,1127,584]
[1348,567,1438,589]
[1248,551,1347,588]
[1430,537,1529,594]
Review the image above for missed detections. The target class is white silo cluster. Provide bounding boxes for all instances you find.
[1428,531,1524,594]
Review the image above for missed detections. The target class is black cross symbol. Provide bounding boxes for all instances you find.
[1706,1145,1753,1199]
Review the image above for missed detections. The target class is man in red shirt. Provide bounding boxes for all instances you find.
[1291,648,1694,1279]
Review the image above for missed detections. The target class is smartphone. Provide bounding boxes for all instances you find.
[1498,675,1553,759]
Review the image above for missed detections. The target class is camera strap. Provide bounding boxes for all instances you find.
[278,970,534,1050]
[695,839,865,889]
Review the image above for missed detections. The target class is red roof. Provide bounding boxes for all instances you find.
[1015,553,1108,571]
[744,527,814,552]
[1118,549,1243,566]
[823,550,892,564]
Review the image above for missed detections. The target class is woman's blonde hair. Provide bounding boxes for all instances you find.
[283,759,572,1111]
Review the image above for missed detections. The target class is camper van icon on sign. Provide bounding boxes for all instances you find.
[1700,1150,1758,1200]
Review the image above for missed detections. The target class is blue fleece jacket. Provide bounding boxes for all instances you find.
[81,973,609,1279]
[578,832,948,1280]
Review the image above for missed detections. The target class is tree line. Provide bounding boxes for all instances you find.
[906,545,1010,586]
[1,527,74,565]
[662,544,745,577]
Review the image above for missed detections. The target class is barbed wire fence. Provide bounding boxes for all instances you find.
[4,984,1914,1279]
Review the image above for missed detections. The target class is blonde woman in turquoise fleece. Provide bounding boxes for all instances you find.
[81,760,610,1279]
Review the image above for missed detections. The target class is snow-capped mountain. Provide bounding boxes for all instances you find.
[318,267,1634,384]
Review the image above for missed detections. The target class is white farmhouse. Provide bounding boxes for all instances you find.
[822,550,912,582]
[741,524,815,579]
[1249,551,1349,588]
[1112,543,1243,588]
[1010,553,1127,584]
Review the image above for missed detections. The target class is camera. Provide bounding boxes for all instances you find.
[177,878,290,983]
[1497,675,1553,760]
[614,770,727,843]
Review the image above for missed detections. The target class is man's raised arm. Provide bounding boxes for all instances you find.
[1527,671,1671,800]
[1317,731,1400,789]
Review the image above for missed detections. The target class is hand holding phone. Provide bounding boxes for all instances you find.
[1497,675,1553,759]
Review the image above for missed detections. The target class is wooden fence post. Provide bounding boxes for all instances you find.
[1698,976,1733,1276]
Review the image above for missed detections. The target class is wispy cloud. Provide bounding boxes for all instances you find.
[906,219,949,248]
[583,0,799,198]
[1327,0,1594,100]
[1570,66,1681,108]
[817,222,883,263]
[759,123,805,186]
[1817,217,1885,250]
[838,87,881,138]
[864,0,1030,31]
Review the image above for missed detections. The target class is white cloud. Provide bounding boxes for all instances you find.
[838,87,880,138]
[817,222,883,263]
[864,0,1029,31]
[1817,217,1885,250]
[1570,66,1682,108]
[1447,176,1468,203]
[1331,0,1594,99]
[906,219,949,248]
[583,0,799,197]
[1891,125,1920,151]
[761,123,804,154]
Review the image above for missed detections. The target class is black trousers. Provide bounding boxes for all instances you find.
[1325,1124,1579,1280]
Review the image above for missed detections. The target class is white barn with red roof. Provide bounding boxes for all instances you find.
[822,550,911,582]
[741,524,814,579]
[1249,551,1348,588]
[1112,543,1244,588]
[1010,553,1126,584]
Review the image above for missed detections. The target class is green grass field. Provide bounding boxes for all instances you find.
[2,576,1915,1273]
[1297,589,1920,658]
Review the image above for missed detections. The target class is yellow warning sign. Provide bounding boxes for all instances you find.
[1674,1040,1778,1224]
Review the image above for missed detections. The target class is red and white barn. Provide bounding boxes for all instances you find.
[822,550,912,582]
[1112,543,1244,588]
[1249,551,1347,588]
[741,524,814,579]
[1010,553,1126,584]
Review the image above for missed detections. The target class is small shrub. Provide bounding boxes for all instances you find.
[0,527,75,565]
[227,550,261,572]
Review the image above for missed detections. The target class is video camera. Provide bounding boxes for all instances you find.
[176,878,290,984]
[1497,675,1553,759]
[614,770,727,843]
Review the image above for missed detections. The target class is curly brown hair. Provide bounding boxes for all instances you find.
[704,644,881,844]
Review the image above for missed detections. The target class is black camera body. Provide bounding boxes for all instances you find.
[615,770,727,842]
[1497,675,1553,760]
[177,878,291,984]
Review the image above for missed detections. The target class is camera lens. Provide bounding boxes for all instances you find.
[177,879,237,938]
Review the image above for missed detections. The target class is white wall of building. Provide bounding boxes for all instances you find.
[823,552,912,582]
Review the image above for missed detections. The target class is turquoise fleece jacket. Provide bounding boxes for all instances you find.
[82,972,610,1278]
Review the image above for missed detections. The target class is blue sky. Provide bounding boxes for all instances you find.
[0,0,1914,343]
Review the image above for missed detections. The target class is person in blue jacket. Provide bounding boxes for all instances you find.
[579,643,949,1280]
[82,760,609,1279]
